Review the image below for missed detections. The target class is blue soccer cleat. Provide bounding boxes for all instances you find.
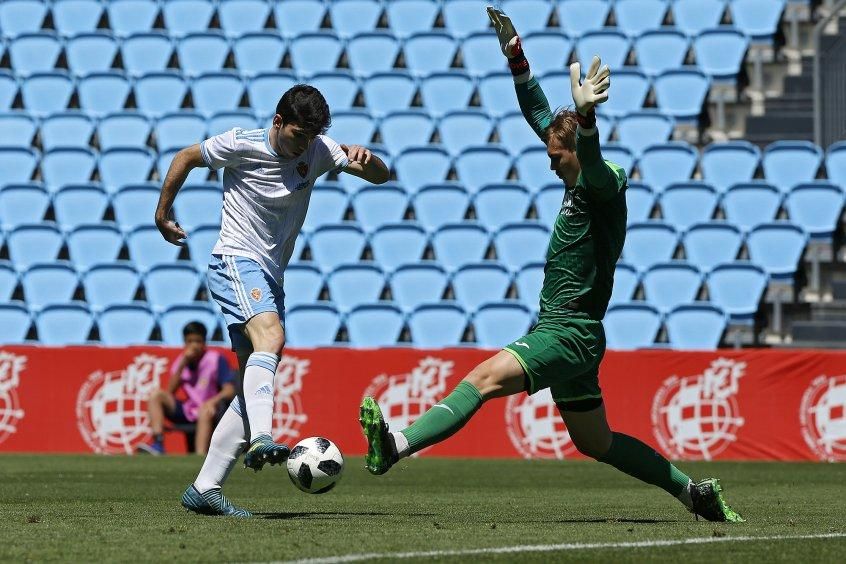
[180,485,252,518]
[243,435,289,472]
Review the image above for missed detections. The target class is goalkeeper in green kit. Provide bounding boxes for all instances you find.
[359,6,744,522]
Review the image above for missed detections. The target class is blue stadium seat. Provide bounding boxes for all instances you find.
[284,263,323,308]
[158,148,209,187]
[308,224,367,272]
[128,224,183,272]
[247,71,298,113]
[604,303,661,350]
[326,264,385,312]
[285,304,342,347]
[452,262,512,311]
[176,32,230,76]
[634,30,689,77]
[134,72,189,118]
[53,184,109,229]
[442,0,489,37]
[700,141,761,194]
[683,222,743,271]
[390,263,449,311]
[346,303,405,347]
[638,142,698,193]
[409,303,467,347]
[82,262,140,311]
[473,301,533,347]
[659,182,719,231]
[625,182,655,225]
[412,183,470,231]
[432,223,490,270]
[653,69,710,122]
[40,112,94,150]
[21,71,74,116]
[420,71,475,116]
[514,261,543,310]
[218,0,272,37]
[0,303,30,343]
[327,110,375,148]
[207,111,258,136]
[0,183,50,229]
[121,32,173,76]
[721,181,781,232]
[97,303,156,344]
[0,112,35,148]
[370,223,428,270]
[762,140,823,194]
[309,71,359,111]
[77,71,131,116]
[614,0,669,37]
[403,31,457,76]
[182,223,218,271]
[521,32,572,75]
[9,32,61,74]
[497,111,542,157]
[0,262,18,302]
[641,261,702,313]
[478,71,518,117]
[377,110,433,155]
[273,0,326,38]
[706,262,767,321]
[555,0,611,37]
[534,184,563,227]
[746,222,808,280]
[474,183,531,231]
[454,146,512,194]
[516,147,558,188]
[394,146,451,193]
[672,0,726,37]
[97,112,151,150]
[785,182,845,240]
[22,262,79,309]
[0,72,17,110]
[494,222,549,270]
[0,0,47,38]
[36,303,93,345]
[386,0,440,38]
[329,0,383,38]
[159,303,219,345]
[622,221,678,271]
[112,183,159,230]
[161,0,216,36]
[291,230,308,264]
[826,141,846,188]
[593,70,649,118]
[302,184,347,231]
[7,223,63,270]
[666,304,726,350]
[694,29,749,81]
[100,147,155,193]
[615,111,674,156]
[501,0,553,33]
[290,32,343,74]
[65,32,118,76]
[0,147,38,184]
[361,71,416,116]
[576,30,631,71]
[106,0,159,37]
[46,0,104,36]
[731,0,787,43]
[461,32,504,76]
[67,223,124,270]
[610,262,640,305]
[602,144,636,175]
[438,110,495,156]
[41,147,97,189]
[351,185,408,232]
[232,32,285,76]
[190,71,244,117]
[143,264,201,312]
[155,111,206,151]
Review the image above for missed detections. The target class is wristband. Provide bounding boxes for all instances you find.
[575,108,596,129]
[506,37,530,77]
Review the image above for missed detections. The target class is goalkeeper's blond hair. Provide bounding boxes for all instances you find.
[545,108,579,152]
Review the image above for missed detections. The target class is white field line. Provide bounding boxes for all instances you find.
[274,532,846,564]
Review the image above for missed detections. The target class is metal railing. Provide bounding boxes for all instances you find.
[814,0,846,147]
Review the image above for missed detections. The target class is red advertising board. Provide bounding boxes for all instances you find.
[0,346,844,461]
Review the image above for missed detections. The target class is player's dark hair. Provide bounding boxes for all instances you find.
[276,85,332,137]
[183,321,207,341]
[546,107,579,152]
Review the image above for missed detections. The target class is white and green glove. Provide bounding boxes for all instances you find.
[486,6,530,80]
[569,56,611,121]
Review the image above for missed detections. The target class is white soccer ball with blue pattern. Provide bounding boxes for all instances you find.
[286,437,345,494]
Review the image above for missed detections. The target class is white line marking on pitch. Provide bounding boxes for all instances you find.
[275,532,846,564]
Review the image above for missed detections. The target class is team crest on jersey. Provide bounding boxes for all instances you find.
[250,288,262,302]
[651,358,746,460]
[296,161,309,178]
[362,357,453,433]
[271,355,309,443]
[505,389,576,459]
[76,354,168,454]
[800,374,846,461]
[0,352,26,445]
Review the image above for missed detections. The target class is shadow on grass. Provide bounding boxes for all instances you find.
[549,518,676,524]
[256,511,435,520]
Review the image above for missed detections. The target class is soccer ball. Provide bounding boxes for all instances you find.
[286,437,345,494]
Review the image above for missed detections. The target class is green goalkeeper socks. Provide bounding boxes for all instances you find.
[599,432,691,497]
[401,381,483,455]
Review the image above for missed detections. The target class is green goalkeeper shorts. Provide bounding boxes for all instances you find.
[503,314,606,404]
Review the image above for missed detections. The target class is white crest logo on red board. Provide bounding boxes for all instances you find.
[505,389,576,459]
[363,357,453,432]
[271,355,310,444]
[651,358,746,460]
[76,354,168,454]
[0,352,26,445]
[800,374,846,462]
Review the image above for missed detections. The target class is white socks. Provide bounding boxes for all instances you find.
[193,400,247,493]
[677,480,694,510]
[392,432,410,459]
[243,352,279,443]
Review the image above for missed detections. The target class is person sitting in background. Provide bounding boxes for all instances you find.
[138,322,236,455]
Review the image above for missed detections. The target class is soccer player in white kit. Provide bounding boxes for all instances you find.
[155,85,389,517]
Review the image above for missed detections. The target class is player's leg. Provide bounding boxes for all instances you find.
[193,401,218,455]
[137,389,177,454]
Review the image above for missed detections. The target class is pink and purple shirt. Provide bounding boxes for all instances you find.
[171,350,234,422]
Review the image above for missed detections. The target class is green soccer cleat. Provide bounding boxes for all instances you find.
[243,435,289,472]
[359,396,397,475]
[180,485,252,518]
[689,478,745,523]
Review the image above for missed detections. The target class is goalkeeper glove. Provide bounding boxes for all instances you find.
[486,6,530,79]
[569,55,611,125]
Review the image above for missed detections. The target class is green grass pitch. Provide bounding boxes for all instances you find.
[1,455,844,562]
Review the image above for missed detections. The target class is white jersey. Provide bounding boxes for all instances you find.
[200,127,349,281]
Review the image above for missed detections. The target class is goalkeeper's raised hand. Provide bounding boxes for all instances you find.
[486,6,530,79]
[570,56,611,117]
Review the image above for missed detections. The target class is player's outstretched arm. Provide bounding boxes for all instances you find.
[155,143,205,246]
[339,144,390,184]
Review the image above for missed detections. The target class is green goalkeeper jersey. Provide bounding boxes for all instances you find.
[515,77,628,321]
